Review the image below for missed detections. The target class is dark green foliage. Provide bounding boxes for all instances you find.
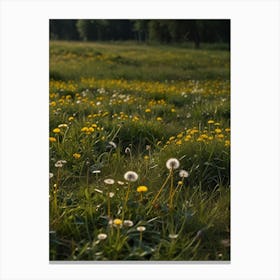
[50,19,230,48]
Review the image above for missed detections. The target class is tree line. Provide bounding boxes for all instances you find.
[50,20,230,48]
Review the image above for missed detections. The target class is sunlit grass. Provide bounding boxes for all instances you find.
[49,41,230,261]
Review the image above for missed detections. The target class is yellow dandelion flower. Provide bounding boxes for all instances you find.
[144,155,149,161]
[49,137,56,142]
[225,128,230,132]
[214,123,220,126]
[81,127,89,132]
[225,140,230,146]
[145,108,151,113]
[207,120,214,124]
[215,128,222,134]
[217,134,224,139]
[171,108,176,113]
[53,128,60,134]
[156,117,163,121]
[113,219,123,226]
[68,116,74,121]
[184,135,192,141]
[137,186,148,193]
[50,101,56,107]
[176,140,182,145]
[88,127,94,133]
[73,153,81,159]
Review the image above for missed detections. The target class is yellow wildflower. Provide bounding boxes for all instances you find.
[176,140,182,145]
[49,137,56,142]
[207,120,214,124]
[215,128,222,134]
[113,219,123,226]
[81,127,89,132]
[156,117,162,121]
[217,134,224,139]
[73,153,81,159]
[53,128,60,134]
[68,116,74,121]
[137,186,148,193]
[145,108,151,113]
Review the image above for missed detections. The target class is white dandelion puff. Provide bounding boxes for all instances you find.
[124,171,138,182]
[104,179,115,185]
[123,220,134,227]
[108,192,115,198]
[137,226,146,232]
[179,170,189,178]
[55,160,67,168]
[166,158,180,170]
[97,233,107,240]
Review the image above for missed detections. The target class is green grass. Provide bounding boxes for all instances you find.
[49,41,230,261]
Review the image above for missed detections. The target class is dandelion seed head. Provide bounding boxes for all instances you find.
[117,180,125,185]
[109,192,115,198]
[137,226,146,232]
[169,233,179,239]
[124,171,138,182]
[166,158,180,170]
[104,179,115,185]
[179,170,189,178]
[123,220,134,227]
[97,233,107,240]
[55,160,66,168]
[49,173,54,179]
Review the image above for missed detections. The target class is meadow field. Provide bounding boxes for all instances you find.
[49,41,230,261]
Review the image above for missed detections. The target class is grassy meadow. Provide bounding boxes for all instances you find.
[49,41,230,261]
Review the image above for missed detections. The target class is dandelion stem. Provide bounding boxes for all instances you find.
[122,183,131,220]
[56,168,60,191]
[139,232,143,246]
[86,166,89,188]
[108,193,111,218]
[169,169,174,210]
[147,171,171,214]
